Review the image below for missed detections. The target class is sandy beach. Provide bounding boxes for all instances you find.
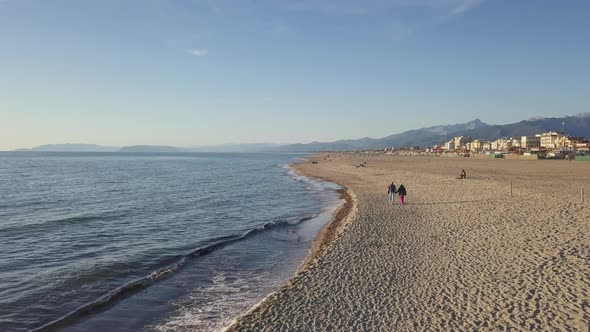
[229,154,590,331]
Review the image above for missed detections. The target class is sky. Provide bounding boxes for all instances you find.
[1,0,589,150]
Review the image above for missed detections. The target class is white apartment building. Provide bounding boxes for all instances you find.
[536,132,563,149]
[491,138,512,151]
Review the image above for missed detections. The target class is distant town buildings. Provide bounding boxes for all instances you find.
[366,129,588,159]
[443,136,472,151]
[436,130,589,159]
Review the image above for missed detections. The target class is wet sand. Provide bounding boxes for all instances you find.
[229,154,590,331]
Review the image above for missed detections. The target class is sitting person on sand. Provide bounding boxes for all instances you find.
[460,169,467,179]
[396,184,407,205]
[387,182,396,205]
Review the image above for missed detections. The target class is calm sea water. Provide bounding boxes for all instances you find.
[0,152,341,332]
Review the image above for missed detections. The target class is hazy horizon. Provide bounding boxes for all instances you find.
[2,1,589,150]
[8,142,286,150]
[5,116,487,150]
[7,112,590,151]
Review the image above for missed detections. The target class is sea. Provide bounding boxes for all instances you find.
[0,152,342,332]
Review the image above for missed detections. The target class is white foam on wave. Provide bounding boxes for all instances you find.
[283,164,342,208]
[152,270,277,332]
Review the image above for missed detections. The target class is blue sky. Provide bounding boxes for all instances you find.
[1,0,589,149]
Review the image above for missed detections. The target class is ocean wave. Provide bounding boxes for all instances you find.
[0,200,46,210]
[32,214,318,331]
[283,164,341,192]
[0,213,127,235]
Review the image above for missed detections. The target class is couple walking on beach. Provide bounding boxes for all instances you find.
[387,182,407,205]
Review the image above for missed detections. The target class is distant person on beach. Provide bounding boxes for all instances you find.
[396,184,407,205]
[460,170,467,179]
[387,182,396,205]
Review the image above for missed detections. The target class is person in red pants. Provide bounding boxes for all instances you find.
[396,184,407,205]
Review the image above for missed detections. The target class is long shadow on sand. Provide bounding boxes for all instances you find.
[402,199,492,206]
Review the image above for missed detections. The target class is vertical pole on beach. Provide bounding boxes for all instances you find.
[581,188,585,204]
[510,180,513,197]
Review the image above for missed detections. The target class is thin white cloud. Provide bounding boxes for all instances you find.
[191,0,485,43]
[189,49,209,57]
[201,0,484,17]
[452,0,485,14]
[279,0,485,16]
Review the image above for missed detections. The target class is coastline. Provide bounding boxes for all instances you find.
[292,159,357,273]
[223,155,357,331]
[297,187,355,273]
[7,152,352,332]
[226,153,590,331]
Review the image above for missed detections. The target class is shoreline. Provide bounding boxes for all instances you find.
[224,156,357,331]
[224,153,590,331]
[297,187,355,274]
[292,159,357,274]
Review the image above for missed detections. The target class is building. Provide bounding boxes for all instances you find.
[470,139,489,153]
[491,137,512,151]
[560,136,590,149]
[443,140,456,151]
[511,138,521,149]
[537,131,563,149]
[521,136,541,150]
[452,136,472,150]
[490,140,498,150]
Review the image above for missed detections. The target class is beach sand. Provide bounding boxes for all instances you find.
[229,154,590,331]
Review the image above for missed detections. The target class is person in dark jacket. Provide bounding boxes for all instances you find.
[387,182,396,205]
[396,184,407,205]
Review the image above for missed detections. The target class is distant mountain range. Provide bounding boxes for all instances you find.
[280,113,590,152]
[118,145,188,153]
[24,144,120,152]
[14,143,281,153]
[11,113,590,153]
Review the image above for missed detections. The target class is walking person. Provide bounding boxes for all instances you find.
[387,182,396,205]
[397,184,407,205]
